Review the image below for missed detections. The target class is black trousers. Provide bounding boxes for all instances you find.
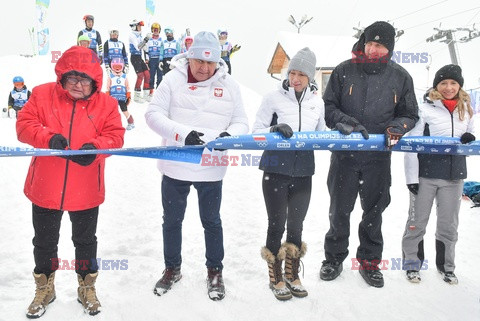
[324,153,391,264]
[32,203,99,277]
[263,172,312,256]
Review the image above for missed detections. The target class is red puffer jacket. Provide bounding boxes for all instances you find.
[16,46,125,211]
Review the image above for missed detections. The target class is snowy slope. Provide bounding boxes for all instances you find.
[1,51,480,321]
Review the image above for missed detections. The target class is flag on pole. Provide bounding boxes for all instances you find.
[146,0,156,29]
[35,0,50,55]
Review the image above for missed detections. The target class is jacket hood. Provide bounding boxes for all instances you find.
[55,46,103,93]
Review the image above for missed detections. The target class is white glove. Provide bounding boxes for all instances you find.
[105,65,111,74]
[124,65,129,74]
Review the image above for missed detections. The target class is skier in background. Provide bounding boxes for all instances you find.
[129,19,151,103]
[77,14,103,64]
[146,22,163,89]
[77,34,91,48]
[217,29,241,75]
[103,29,129,74]
[7,76,31,118]
[161,27,181,75]
[106,57,134,130]
[181,35,193,53]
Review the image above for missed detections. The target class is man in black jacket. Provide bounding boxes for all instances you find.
[319,21,419,288]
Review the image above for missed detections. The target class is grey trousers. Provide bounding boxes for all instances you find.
[402,177,463,272]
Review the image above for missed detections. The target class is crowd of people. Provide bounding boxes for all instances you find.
[5,17,475,317]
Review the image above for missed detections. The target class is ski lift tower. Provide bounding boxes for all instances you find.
[426,27,459,65]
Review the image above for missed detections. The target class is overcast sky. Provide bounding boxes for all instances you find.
[4,0,480,94]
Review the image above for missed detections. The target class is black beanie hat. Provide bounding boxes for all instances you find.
[433,64,464,88]
[363,21,396,52]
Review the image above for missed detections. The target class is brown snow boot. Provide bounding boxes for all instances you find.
[261,246,292,301]
[77,272,102,315]
[26,272,56,319]
[284,242,308,297]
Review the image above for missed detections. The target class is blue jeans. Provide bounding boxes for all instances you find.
[148,57,163,89]
[161,175,224,269]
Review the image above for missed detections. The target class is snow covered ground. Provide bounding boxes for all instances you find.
[1,54,480,321]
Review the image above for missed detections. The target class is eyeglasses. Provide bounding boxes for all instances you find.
[66,77,92,86]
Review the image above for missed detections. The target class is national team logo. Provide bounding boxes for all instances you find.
[189,85,198,91]
[214,88,223,97]
[202,50,212,59]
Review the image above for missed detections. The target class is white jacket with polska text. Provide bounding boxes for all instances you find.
[145,54,249,182]
[404,98,474,184]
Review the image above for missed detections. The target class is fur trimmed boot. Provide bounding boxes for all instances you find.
[284,242,308,297]
[261,246,292,301]
[26,272,56,319]
[77,272,102,315]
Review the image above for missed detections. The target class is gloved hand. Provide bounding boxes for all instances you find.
[335,122,369,139]
[144,33,152,42]
[124,65,129,74]
[460,132,475,144]
[126,92,131,106]
[231,44,241,54]
[214,131,231,151]
[99,55,103,65]
[184,130,205,145]
[49,134,68,150]
[385,127,404,148]
[69,143,97,166]
[271,123,293,138]
[105,65,111,74]
[407,183,419,195]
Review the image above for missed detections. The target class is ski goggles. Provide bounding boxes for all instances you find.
[219,31,228,36]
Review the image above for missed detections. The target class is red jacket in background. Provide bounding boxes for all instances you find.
[16,46,125,211]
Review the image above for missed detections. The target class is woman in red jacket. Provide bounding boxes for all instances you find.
[16,46,125,318]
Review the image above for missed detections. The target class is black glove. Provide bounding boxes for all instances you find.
[385,127,404,148]
[460,132,475,144]
[407,183,419,195]
[49,134,68,150]
[214,132,231,151]
[271,123,293,138]
[184,130,205,145]
[335,123,369,139]
[69,143,97,166]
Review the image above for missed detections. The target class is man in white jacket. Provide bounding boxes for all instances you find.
[145,31,249,301]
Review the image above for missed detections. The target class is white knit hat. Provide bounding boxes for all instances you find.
[187,31,221,63]
[287,47,317,82]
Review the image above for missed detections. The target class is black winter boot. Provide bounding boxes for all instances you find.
[154,267,182,296]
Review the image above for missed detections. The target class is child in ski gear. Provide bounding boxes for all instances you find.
[17,45,125,318]
[145,31,249,301]
[320,21,418,288]
[77,15,103,64]
[218,29,240,75]
[161,27,181,75]
[106,57,134,130]
[77,34,91,48]
[402,64,474,285]
[181,36,193,53]
[103,29,129,74]
[128,19,151,103]
[8,76,31,118]
[253,48,325,300]
[145,22,163,89]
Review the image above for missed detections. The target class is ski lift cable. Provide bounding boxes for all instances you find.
[389,0,449,22]
[464,8,480,27]
[403,7,480,30]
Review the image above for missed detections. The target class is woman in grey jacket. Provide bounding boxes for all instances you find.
[252,48,325,300]
[402,64,475,284]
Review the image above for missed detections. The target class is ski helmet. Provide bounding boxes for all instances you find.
[130,19,144,31]
[151,22,161,33]
[83,15,94,22]
[110,58,124,73]
[13,76,24,83]
[164,27,173,35]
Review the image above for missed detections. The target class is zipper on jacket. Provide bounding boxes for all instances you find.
[393,88,397,104]
[297,89,306,131]
[349,84,353,95]
[59,100,77,210]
